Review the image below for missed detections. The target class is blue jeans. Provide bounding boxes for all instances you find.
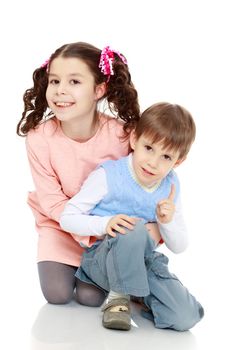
[75,220,204,331]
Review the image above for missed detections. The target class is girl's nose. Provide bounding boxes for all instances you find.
[56,83,67,95]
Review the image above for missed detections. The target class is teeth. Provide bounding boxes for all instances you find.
[55,102,73,107]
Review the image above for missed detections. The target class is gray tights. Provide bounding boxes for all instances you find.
[38,261,106,306]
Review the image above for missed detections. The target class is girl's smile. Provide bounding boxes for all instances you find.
[54,102,75,107]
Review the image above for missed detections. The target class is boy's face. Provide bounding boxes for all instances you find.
[130,132,185,187]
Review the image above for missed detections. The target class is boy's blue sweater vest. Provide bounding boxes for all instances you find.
[91,156,180,222]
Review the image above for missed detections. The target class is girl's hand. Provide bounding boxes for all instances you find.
[106,214,137,237]
[156,184,176,224]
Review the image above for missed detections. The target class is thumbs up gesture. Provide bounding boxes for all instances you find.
[156,184,176,224]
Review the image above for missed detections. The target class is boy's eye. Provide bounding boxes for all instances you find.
[163,154,171,161]
[145,145,152,151]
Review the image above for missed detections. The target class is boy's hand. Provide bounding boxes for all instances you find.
[156,184,176,224]
[106,214,137,237]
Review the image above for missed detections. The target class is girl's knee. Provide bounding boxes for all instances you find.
[75,280,106,307]
[75,290,105,307]
[37,261,77,304]
[42,286,74,305]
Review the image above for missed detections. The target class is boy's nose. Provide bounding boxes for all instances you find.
[148,157,159,168]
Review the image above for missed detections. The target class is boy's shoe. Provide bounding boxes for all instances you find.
[102,298,131,331]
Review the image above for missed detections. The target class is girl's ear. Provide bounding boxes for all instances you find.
[95,82,106,100]
[129,130,137,150]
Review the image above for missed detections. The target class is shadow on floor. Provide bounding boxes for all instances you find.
[31,301,197,350]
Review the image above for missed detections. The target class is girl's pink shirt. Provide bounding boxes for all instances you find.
[26,115,129,266]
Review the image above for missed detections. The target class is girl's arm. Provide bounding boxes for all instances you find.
[158,195,189,254]
[26,133,69,222]
[60,168,112,237]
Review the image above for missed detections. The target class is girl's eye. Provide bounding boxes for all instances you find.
[49,79,59,85]
[145,145,152,151]
[70,79,80,85]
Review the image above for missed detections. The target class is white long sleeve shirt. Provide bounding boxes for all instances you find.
[60,160,188,253]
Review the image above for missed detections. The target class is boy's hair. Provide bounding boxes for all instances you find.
[17,42,140,136]
[134,102,196,159]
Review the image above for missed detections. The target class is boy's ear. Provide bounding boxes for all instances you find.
[173,156,186,168]
[95,82,106,100]
[129,130,137,150]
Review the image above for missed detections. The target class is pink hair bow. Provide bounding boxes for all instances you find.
[41,59,50,72]
[99,46,127,81]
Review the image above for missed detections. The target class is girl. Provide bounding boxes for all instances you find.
[17,42,140,306]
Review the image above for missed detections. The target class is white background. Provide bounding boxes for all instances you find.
[1,0,232,349]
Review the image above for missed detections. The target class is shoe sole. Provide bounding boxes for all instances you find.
[103,319,131,331]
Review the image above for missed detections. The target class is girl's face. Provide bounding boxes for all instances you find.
[130,132,184,187]
[46,57,104,123]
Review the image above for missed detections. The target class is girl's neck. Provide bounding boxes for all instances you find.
[60,113,99,142]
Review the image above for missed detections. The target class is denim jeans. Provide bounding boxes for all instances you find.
[75,220,204,331]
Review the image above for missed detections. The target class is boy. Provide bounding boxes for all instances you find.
[60,102,204,331]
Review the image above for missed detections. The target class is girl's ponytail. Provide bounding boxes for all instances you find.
[106,58,140,134]
[17,67,49,136]
[99,46,140,134]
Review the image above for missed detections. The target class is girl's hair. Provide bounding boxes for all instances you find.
[17,42,140,136]
[134,102,196,159]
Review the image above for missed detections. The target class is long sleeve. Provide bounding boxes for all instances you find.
[25,116,130,263]
[26,133,69,222]
[158,195,188,253]
[60,168,112,236]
